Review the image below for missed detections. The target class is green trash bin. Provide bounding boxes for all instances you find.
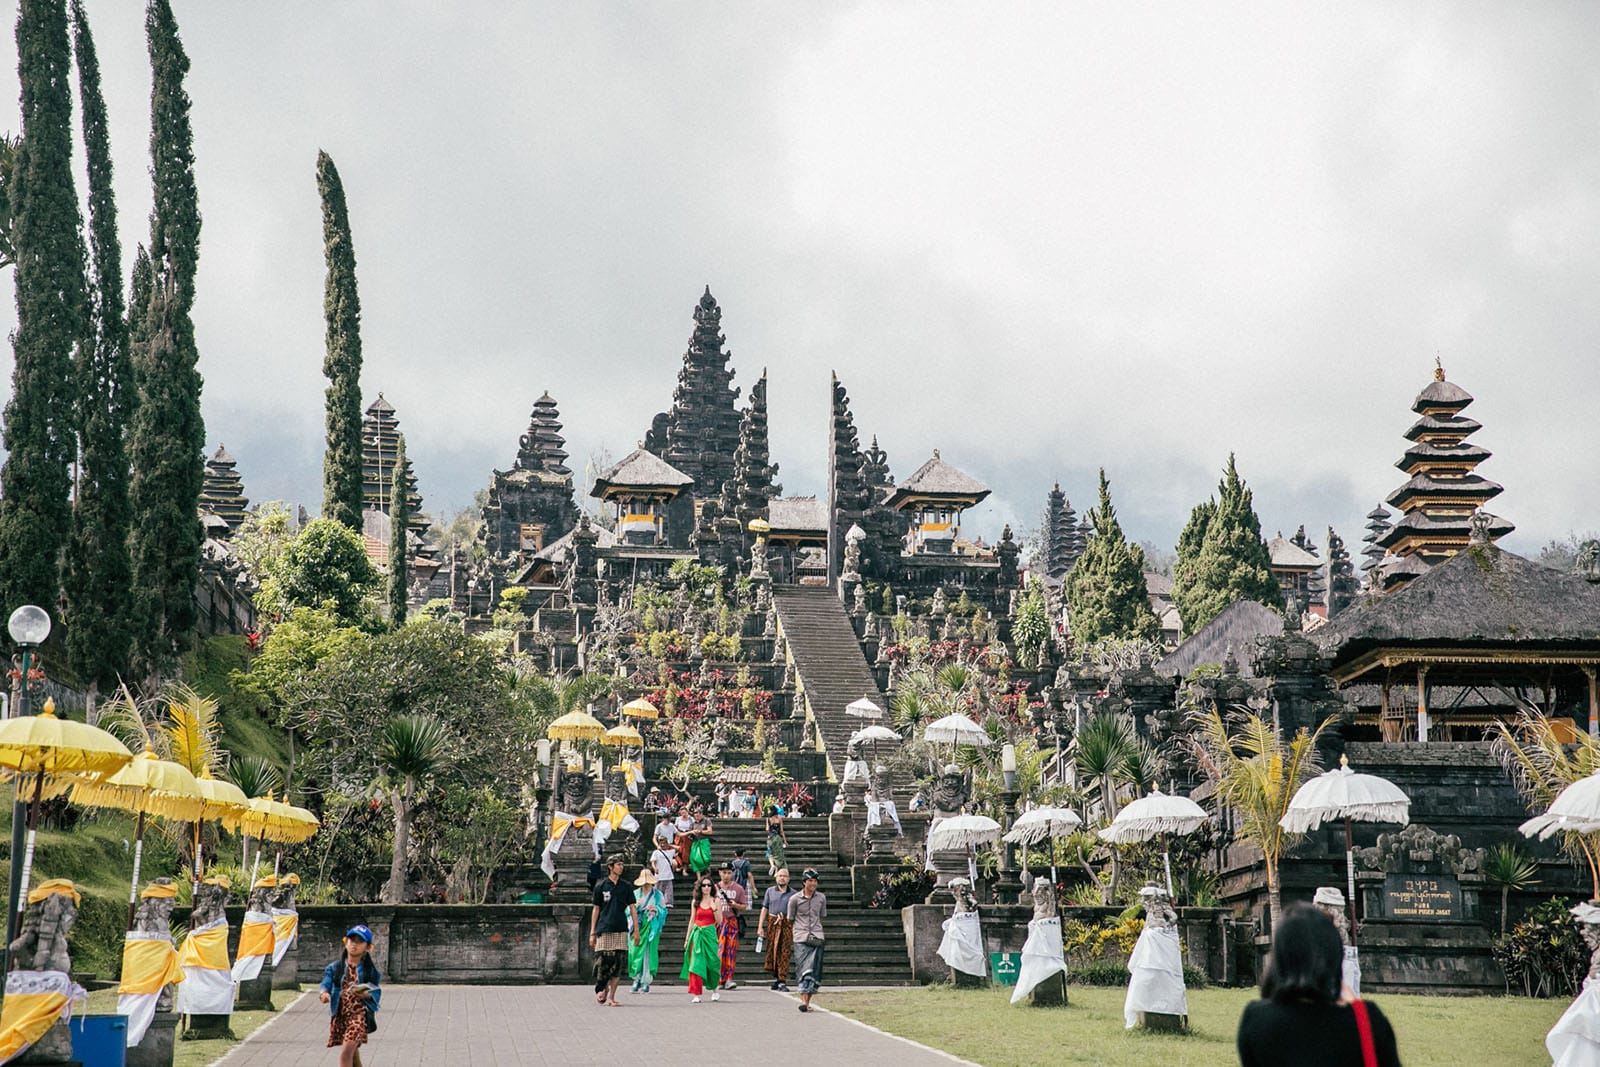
[518,891,547,904]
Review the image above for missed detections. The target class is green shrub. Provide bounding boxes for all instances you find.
[1069,958,1207,989]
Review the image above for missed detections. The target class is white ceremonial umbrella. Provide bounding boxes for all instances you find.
[849,724,900,746]
[929,813,1003,884]
[1099,789,1209,896]
[846,696,885,719]
[1519,770,1600,841]
[1003,806,1083,882]
[1281,755,1410,941]
[923,713,992,748]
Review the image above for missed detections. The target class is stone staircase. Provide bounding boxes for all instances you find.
[773,586,886,782]
[649,817,915,987]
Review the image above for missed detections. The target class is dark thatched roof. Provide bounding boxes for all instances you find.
[589,447,694,497]
[884,451,990,508]
[1155,599,1285,679]
[1316,544,1600,660]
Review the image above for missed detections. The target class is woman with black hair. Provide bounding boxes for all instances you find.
[1237,904,1401,1067]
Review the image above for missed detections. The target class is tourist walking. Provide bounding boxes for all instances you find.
[731,847,755,899]
[689,806,715,875]
[319,924,381,1067]
[758,867,797,991]
[649,834,677,908]
[673,807,696,872]
[628,868,669,993]
[680,878,722,1003]
[1236,904,1401,1066]
[788,869,827,1013]
[589,855,640,1007]
[765,806,788,876]
[714,861,750,990]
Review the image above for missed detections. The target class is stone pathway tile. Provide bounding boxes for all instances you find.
[217,984,972,1066]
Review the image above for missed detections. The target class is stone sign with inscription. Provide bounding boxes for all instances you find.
[1382,873,1461,920]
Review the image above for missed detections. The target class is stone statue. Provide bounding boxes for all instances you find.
[930,765,970,818]
[8,882,76,974]
[750,533,769,579]
[868,762,893,804]
[191,878,230,929]
[1139,885,1177,930]
[246,879,276,915]
[853,583,868,617]
[1314,886,1352,947]
[1579,540,1600,584]
[133,879,180,1013]
[559,764,594,815]
[1469,509,1492,546]
[1031,876,1058,921]
[951,877,978,914]
[931,587,948,616]
[1574,903,1600,981]
[843,524,865,583]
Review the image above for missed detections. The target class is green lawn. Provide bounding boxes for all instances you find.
[85,987,304,1067]
[825,985,1568,1067]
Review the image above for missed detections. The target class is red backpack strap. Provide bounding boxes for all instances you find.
[1350,998,1378,1067]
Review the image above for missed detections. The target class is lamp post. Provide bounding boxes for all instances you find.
[997,742,1023,904]
[4,605,51,971]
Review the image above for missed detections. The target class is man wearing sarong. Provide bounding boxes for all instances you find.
[759,868,797,991]
[788,868,828,1014]
[713,862,749,991]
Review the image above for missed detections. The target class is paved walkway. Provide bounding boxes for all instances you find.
[219,985,975,1066]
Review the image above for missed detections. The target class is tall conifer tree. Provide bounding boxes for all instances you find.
[318,151,364,529]
[0,0,85,619]
[128,0,205,679]
[1064,470,1159,648]
[388,434,408,625]
[1171,455,1280,632]
[63,0,134,701]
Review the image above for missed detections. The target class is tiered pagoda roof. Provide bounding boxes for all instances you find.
[1361,505,1391,574]
[1044,483,1083,579]
[729,371,779,527]
[658,287,742,498]
[515,392,572,479]
[1373,365,1512,585]
[361,394,423,521]
[198,444,249,537]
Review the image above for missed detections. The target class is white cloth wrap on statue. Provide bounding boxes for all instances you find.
[866,799,902,833]
[539,810,601,878]
[937,910,988,978]
[231,911,275,982]
[175,917,235,1016]
[843,759,869,784]
[271,907,298,967]
[1549,976,1600,1066]
[1124,925,1187,1028]
[1342,946,1361,999]
[1011,916,1068,1004]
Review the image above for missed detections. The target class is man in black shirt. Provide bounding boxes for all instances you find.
[589,855,639,1006]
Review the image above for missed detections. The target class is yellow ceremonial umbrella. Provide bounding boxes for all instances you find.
[601,724,644,748]
[546,710,607,742]
[189,767,250,882]
[239,794,319,885]
[621,698,660,720]
[0,698,131,932]
[70,750,204,929]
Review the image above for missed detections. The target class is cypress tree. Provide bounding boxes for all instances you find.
[0,0,86,620]
[128,0,205,679]
[388,434,408,625]
[62,0,134,702]
[1064,469,1159,648]
[1172,455,1280,632]
[318,150,364,529]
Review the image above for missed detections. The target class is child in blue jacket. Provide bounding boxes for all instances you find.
[320,924,382,1066]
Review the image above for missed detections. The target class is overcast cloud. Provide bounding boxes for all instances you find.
[3,2,1597,559]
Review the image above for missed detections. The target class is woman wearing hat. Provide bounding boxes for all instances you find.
[628,867,670,993]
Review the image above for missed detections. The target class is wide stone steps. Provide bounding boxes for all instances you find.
[646,817,914,986]
[773,587,890,782]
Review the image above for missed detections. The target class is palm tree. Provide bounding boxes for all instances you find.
[521,671,614,733]
[1491,706,1600,897]
[1187,703,1328,930]
[1073,711,1138,821]
[378,714,453,904]
[1482,842,1540,936]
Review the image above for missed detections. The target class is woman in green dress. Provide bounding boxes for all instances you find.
[765,808,788,877]
[680,878,722,1002]
[628,868,668,993]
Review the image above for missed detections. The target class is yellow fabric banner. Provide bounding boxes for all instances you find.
[599,799,631,831]
[118,939,184,996]
[237,919,275,961]
[273,912,298,946]
[178,924,230,972]
[0,990,68,1063]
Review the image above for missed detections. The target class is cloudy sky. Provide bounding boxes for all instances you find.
[4,2,1598,559]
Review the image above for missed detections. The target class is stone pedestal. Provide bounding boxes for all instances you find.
[951,969,987,989]
[865,822,900,863]
[1139,1011,1187,1032]
[1028,973,1067,1007]
[182,1014,234,1041]
[928,849,971,901]
[840,778,867,810]
[15,1020,72,1063]
[548,828,596,904]
[126,1011,179,1067]
[273,941,300,990]
[236,958,275,1010]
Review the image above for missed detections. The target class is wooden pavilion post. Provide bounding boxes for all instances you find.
[1416,665,1431,743]
[1585,666,1599,737]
